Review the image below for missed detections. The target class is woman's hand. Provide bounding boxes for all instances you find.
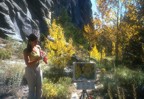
[40,50,48,64]
[40,50,46,58]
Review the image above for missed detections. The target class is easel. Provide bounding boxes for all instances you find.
[80,89,89,99]
[73,62,96,99]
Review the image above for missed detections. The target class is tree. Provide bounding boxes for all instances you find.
[120,0,144,65]
[44,19,75,68]
[57,9,86,46]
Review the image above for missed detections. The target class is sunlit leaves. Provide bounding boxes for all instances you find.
[126,4,138,21]
[83,22,105,61]
[83,24,96,43]
[90,45,105,61]
[92,18,102,29]
[45,19,75,68]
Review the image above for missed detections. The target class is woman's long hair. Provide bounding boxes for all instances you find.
[26,34,38,53]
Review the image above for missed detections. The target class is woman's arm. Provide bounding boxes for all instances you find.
[23,50,41,66]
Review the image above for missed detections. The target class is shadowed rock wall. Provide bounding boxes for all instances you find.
[0,0,92,41]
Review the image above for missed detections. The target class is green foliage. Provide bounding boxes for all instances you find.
[100,65,144,98]
[14,42,26,59]
[57,9,87,46]
[0,48,12,59]
[42,77,72,99]
[0,38,26,60]
[114,67,144,86]
[42,64,72,99]
[43,67,65,82]
[0,61,24,95]
[101,66,144,87]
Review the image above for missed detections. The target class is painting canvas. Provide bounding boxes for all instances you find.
[73,62,96,81]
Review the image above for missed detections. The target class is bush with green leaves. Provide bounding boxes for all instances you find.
[0,61,25,96]
[100,66,144,98]
[42,65,72,99]
[114,67,144,86]
[0,38,26,60]
[0,48,12,59]
[42,77,72,99]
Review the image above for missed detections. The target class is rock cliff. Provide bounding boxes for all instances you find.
[0,0,92,41]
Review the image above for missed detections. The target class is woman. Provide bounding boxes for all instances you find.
[23,33,47,99]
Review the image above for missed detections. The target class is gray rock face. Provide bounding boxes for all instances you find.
[0,0,92,41]
[53,0,92,28]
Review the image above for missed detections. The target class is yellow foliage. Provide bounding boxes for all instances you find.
[43,82,58,98]
[112,42,115,55]
[120,22,139,45]
[84,24,93,33]
[84,24,94,42]
[126,4,137,21]
[92,18,102,26]
[90,45,105,61]
[83,23,98,45]
[44,19,75,68]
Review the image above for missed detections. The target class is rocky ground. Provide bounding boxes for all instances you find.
[0,61,103,99]
[0,82,103,99]
[0,86,28,99]
[0,68,103,99]
[0,58,103,99]
[0,74,103,99]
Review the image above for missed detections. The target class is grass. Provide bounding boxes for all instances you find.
[0,48,12,59]
[0,60,25,98]
[0,38,26,59]
[0,38,26,98]
[99,64,144,99]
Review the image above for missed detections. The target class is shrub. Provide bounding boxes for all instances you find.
[42,77,72,99]
[114,67,144,86]
[14,42,26,59]
[0,48,12,59]
[44,19,75,69]
[100,66,144,98]
[42,79,58,98]
[0,61,25,96]
[0,38,26,60]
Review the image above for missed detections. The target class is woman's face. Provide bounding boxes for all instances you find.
[30,39,38,47]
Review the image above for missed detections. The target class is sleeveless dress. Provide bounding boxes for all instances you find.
[24,47,43,99]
